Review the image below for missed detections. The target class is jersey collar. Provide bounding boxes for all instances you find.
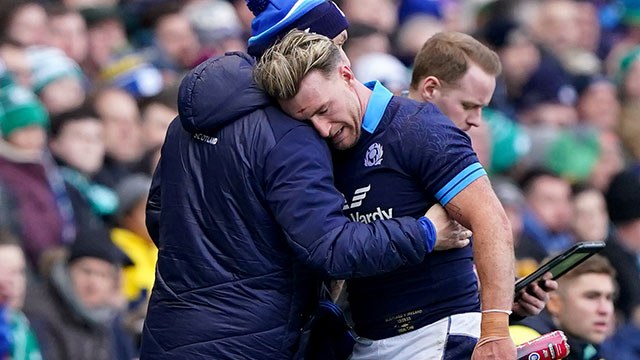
[362,81,393,134]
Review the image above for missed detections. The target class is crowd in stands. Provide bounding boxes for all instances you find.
[0,0,638,358]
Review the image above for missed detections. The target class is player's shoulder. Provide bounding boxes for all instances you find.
[387,96,463,139]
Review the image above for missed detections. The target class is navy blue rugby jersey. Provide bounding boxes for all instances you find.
[332,82,486,340]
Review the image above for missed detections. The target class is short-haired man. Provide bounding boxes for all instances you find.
[255,30,517,359]
[408,31,501,131]
[407,32,558,316]
[517,255,615,360]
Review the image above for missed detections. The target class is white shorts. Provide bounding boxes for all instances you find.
[349,312,480,360]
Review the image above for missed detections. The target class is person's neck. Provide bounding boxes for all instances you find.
[407,88,421,102]
[354,81,374,116]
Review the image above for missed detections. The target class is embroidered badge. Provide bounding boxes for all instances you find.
[364,143,383,167]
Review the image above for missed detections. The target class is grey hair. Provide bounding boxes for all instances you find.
[253,29,342,100]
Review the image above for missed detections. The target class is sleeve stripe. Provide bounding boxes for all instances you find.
[435,163,487,205]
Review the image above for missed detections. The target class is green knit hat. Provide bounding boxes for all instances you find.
[0,84,49,138]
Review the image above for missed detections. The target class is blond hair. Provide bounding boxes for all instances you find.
[410,31,501,90]
[253,30,342,100]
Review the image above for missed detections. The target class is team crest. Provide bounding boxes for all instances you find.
[364,143,383,167]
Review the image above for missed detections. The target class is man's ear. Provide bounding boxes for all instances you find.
[339,64,355,84]
[419,76,442,102]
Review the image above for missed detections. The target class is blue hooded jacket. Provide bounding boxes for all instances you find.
[140,53,429,359]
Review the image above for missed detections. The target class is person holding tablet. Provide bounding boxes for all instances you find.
[515,255,615,360]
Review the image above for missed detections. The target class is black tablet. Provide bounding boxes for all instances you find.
[514,241,606,296]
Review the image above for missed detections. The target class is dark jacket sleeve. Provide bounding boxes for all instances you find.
[263,125,428,279]
[145,162,161,247]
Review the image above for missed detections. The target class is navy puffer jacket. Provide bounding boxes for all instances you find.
[140,53,428,359]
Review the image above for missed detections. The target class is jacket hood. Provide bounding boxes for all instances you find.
[178,52,270,134]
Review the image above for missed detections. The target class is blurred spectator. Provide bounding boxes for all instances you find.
[86,5,163,99]
[604,1,640,77]
[589,130,624,192]
[570,184,610,244]
[23,224,135,360]
[0,42,31,88]
[575,76,620,131]
[393,14,443,67]
[616,46,640,103]
[342,23,390,66]
[601,170,640,323]
[517,255,616,360]
[47,5,90,67]
[336,0,397,34]
[82,6,130,79]
[144,1,201,79]
[618,102,640,163]
[111,174,155,343]
[528,0,581,61]
[481,18,540,117]
[49,106,118,225]
[517,169,574,262]
[92,87,144,188]
[138,85,178,152]
[49,106,106,179]
[0,82,74,266]
[0,231,42,360]
[182,0,246,56]
[352,52,409,95]
[0,0,48,47]
[575,1,601,55]
[616,46,640,162]
[516,54,579,128]
[27,46,86,116]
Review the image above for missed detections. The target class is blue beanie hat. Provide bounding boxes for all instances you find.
[397,0,442,24]
[247,0,349,57]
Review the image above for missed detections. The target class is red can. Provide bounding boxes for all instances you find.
[516,330,570,360]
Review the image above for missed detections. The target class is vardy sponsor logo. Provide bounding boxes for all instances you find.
[349,207,393,223]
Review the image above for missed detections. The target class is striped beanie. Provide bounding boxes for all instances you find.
[247,0,348,57]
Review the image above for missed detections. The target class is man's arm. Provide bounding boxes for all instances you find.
[445,175,516,359]
[263,122,432,279]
